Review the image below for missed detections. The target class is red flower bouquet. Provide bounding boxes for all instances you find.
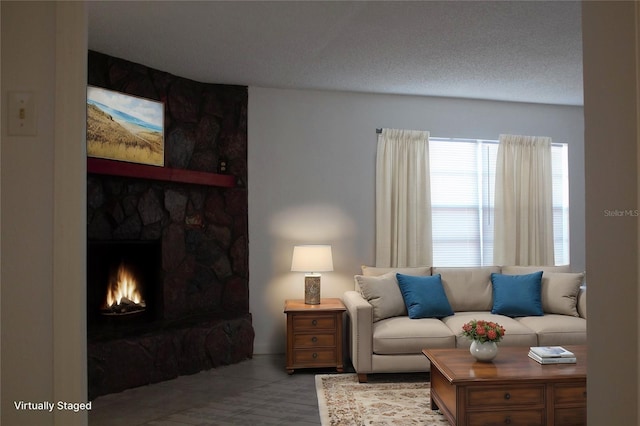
[461,319,506,343]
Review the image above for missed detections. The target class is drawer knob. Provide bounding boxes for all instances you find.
[311,319,318,326]
[504,416,512,425]
[504,392,511,400]
[312,352,318,359]
[311,336,318,343]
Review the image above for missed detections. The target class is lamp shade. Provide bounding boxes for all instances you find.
[291,245,334,272]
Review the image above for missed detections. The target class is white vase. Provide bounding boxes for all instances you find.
[470,340,498,362]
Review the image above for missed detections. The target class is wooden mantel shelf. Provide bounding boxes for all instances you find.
[87,158,236,188]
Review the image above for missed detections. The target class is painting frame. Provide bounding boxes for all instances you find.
[87,86,165,167]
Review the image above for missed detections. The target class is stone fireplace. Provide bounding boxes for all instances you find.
[87,51,253,399]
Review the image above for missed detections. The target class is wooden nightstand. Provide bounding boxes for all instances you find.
[284,298,346,374]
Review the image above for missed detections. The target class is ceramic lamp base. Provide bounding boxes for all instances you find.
[304,274,321,305]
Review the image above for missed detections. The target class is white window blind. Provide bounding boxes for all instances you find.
[551,145,570,265]
[430,138,569,267]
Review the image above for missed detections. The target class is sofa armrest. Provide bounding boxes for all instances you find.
[577,285,587,319]
[342,291,373,374]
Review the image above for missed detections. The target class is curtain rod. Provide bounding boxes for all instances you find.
[377,130,565,146]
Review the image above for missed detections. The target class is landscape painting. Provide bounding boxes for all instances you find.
[87,86,164,166]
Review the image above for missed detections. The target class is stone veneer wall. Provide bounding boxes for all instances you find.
[87,51,253,399]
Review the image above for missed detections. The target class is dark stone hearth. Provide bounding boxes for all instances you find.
[87,51,251,399]
[88,315,254,399]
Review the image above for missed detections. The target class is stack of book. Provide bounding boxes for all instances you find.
[528,346,576,364]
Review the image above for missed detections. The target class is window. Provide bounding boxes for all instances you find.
[551,145,570,265]
[430,138,569,267]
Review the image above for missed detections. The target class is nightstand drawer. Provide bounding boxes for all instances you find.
[467,385,544,407]
[293,348,337,365]
[292,315,336,330]
[293,333,336,348]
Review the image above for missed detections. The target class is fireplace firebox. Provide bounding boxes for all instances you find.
[87,240,162,335]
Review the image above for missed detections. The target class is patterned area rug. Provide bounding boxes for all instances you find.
[315,373,449,425]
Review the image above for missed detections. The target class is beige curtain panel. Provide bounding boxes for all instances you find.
[493,134,555,266]
[375,128,432,267]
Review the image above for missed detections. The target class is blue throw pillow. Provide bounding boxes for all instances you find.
[396,273,454,319]
[491,271,544,317]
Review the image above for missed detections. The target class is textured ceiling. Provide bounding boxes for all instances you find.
[88,1,583,106]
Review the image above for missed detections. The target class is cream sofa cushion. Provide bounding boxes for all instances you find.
[355,272,407,322]
[361,265,432,277]
[372,316,456,354]
[441,311,538,348]
[516,314,587,346]
[433,266,498,312]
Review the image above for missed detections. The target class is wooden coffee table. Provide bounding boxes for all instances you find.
[422,345,586,426]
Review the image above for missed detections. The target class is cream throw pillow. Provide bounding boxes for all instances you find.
[355,272,407,322]
[541,272,584,317]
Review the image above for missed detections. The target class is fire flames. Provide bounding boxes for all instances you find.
[103,262,146,314]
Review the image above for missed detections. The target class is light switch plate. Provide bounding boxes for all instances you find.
[8,91,37,136]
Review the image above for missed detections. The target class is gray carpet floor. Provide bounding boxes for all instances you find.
[89,354,323,425]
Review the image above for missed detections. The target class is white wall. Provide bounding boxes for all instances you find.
[1,3,87,425]
[248,87,585,354]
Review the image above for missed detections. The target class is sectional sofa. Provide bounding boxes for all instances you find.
[342,265,587,382]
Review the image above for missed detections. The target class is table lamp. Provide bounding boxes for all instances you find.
[291,245,334,305]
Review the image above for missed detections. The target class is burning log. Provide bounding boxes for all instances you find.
[101,298,146,315]
[101,262,147,316]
